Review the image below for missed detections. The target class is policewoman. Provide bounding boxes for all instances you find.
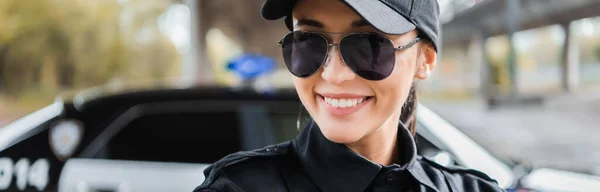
[195,0,505,191]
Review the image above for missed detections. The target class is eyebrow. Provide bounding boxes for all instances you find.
[294,19,324,28]
[294,18,371,29]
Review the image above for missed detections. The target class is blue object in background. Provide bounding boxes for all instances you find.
[227,54,276,80]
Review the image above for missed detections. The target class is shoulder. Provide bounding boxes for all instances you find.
[193,141,293,192]
[416,156,506,192]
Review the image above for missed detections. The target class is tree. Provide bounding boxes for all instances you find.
[0,0,180,101]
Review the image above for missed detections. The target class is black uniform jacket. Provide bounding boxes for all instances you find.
[194,121,505,192]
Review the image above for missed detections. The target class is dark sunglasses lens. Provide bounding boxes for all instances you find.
[340,34,395,80]
[281,31,328,78]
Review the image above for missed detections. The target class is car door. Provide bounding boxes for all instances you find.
[57,99,301,192]
[415,104,515,189]
[0,102,65,192]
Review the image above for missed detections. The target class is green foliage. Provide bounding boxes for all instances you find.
[0,0,180,98]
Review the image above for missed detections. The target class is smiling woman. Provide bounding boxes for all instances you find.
[194,0,505,191]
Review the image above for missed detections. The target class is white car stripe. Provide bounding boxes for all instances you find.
[0,102,64,151]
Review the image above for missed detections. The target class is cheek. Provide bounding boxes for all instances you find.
[375,57,416,111]
[292,76,317,110]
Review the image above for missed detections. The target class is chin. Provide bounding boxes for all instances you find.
[316,121,367,144]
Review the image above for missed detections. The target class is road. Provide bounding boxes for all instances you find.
[422,89,600,175]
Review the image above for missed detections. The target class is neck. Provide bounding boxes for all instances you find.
[346,118,399,166]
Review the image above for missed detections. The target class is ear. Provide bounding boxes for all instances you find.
[414,45,437,80]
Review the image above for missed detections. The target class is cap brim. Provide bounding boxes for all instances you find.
[342,0,415,35]
[260,0,415,35]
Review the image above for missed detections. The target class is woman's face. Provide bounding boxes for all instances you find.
[291,0,434,144]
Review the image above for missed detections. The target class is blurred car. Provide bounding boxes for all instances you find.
[0,82,597,192]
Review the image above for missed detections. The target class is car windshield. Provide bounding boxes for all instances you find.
[1,0,600,191]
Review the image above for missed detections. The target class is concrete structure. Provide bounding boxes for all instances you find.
[180,0,600,99]
[442,0,600,106]
[182,0,289,85]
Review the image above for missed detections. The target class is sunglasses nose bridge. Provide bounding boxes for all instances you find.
[326,43,340,55]
[321,42,357,84]
[324,43,341,64]
[324,42,337,57]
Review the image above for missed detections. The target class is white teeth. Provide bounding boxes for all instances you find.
[339,99,347,108]
[323,97,367,108]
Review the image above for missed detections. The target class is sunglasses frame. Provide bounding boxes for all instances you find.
[277,30,421,80]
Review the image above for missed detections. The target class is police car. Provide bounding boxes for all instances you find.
[1,54,596,192]
[0,81,522,192]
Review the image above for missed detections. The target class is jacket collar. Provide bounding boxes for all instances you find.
[293,120,438,192]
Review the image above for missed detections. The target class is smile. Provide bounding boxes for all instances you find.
[317,94,374,116]
[323,97,370,108]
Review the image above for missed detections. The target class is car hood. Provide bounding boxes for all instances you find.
[522,168,600,192]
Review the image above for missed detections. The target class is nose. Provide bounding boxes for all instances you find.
[320,45,357,84]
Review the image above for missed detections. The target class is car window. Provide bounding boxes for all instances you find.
[88,102,300,164]
[83,100,463,168]
[92,112,242,163]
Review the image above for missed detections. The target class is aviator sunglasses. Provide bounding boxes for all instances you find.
[277,31,421,81]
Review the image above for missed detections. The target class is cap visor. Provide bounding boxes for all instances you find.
[342,0,415,35]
